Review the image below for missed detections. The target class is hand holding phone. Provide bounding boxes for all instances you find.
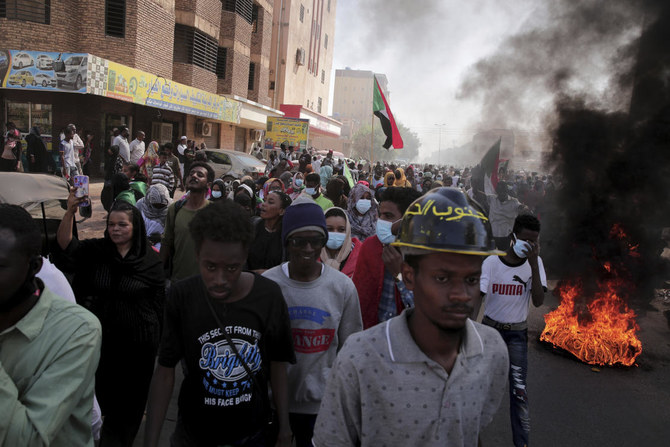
[74,175,90,207]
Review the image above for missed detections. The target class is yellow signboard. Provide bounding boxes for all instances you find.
[264,117,309,150]
[90,57,240,123]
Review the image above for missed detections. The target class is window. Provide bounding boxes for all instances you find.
[317,97,322,114]
[299,4,304,22]
[269,81,275,90]
[174,24,218,74]
[105,0,125,37]
[321,70,325,84]
[324,34,328,49]
[1,0,51,24]
[327,0,331,12]
[248,63,256,90]
[216,47,227,79]
[223,0,253,24]
[251,3,258,33]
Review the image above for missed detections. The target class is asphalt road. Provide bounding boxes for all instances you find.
[78,185,670,446]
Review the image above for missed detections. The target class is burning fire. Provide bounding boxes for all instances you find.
[540,224,643,367]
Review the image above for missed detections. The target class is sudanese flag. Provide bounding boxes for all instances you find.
[373,76,403,150]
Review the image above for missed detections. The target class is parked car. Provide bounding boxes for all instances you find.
[34,73,56,87]
[205,149,266,182]
[8,70,35,87]
[12,52,34,69]
[53,55,87,90]
[36,54,54,70]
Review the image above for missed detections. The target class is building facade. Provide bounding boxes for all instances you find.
[332,68,388,135]
[0,0,282,177]
[269,0,341,149]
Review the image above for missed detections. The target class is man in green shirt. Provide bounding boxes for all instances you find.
[303,172,333,212]
[161,161,215,282]
[0,204,102,446]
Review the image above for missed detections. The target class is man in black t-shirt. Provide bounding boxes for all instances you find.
[144,201,296,447]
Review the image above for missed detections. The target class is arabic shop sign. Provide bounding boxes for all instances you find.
[265,117,309,150]
[89,56,240,123]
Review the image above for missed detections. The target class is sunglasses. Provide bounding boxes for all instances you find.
[287,236,327,248]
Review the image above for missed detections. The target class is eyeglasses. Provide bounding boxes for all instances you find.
[287,236,327,248]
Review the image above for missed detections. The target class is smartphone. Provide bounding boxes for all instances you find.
[74,175,90,207]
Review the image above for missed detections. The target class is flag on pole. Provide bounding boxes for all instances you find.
[373,76,403,150]
[342,163,355,188]
[477,138,502,195]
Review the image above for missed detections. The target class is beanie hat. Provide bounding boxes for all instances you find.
[281,195,327,243]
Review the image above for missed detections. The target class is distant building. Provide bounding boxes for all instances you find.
[333,68,389,135]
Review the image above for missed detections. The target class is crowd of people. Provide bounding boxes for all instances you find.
[1,127,554,446]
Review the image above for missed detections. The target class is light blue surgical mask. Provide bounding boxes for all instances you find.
[211,190,222,199]
[326,232,346,250]
[305,187,317,195]
[512,234,530,258]
[355,199,372,214]
[294,179,303,187]
[376,218,400,245]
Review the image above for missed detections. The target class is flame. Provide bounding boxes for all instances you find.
[540,224,643,367]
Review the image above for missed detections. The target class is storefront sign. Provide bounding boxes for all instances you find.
[0,49,88,93]
[265,117,309,150]
[88,56,240,124]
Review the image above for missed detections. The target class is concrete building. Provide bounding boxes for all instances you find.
[332,68,389,134]
[269,0,341,150]
[0,0,283,177]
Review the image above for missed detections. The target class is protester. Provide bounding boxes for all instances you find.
[481,214,547,447]
[109,172,137,206]
[59,127,78,180]
[352,187,422,329]
[488,181,523,250]
[136,183,171,241]
[129,130,146,164]
[104,144,124,181]
[164,142,184,193]
[261,177,285,201]
[263,197,363,446]
[304,172,333,212]
[25,126,52,173]
[210,178,226,201]
[383,171,396,187]
[150,149,176,197]
[325,177,348,209]
[80,130,94,176]
[0,204,102,445]
[161,161,215,282]
[144,201,295,447]
[346,183,378,242]
[321,207,363,277]
[287,171,305,200]
[319,165,333,189]
[56,197,165,446]
[176,135,187,177]
[113,126,131,163]
[248,190,292,272]
[139,140,160,179]
[123,163,148,199]
[393,167,411,187]
[313,188,509,446]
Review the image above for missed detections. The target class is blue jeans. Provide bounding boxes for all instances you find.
[498,329,530,447]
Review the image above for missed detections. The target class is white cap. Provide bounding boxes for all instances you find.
[180,136,187,140]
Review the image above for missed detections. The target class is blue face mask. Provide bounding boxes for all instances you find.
[305,187,317,196]
[211,190,222,199]
[376,218,399,245]
[355,199,372,214]
[326,232,346,250]
[512,234,530,258]
[294,179,303,187]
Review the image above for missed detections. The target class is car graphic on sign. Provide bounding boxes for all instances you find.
[8,70,35,87]
[36,54,54,70]
[12,52,34,69]
[53,55,87,90]
[34,73,56,87]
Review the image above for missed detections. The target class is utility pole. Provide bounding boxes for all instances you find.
[435,123,445,165]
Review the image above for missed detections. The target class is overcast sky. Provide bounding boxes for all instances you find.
[329,0,642,162]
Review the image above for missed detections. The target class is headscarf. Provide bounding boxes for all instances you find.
[319,165,333,189]
[288,172,305,200]
[320,207,354,270]
[139,141,160,178]
[210,179,226,201]
[279,171,293,189]
[104,200,164,288]
[346,183,378,241]
[393,167,411,187]
[261,177,285,200]
[136,183,171,224]
[384,171,395,187]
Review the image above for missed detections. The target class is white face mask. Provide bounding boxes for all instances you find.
[376,218,401,245]
[305,187,317,196]
[512,234,531,258]
[355,199,372,214]
[326,232,346,250]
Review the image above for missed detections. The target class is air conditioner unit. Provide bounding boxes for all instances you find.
[198,121,212,137]
[296,48,306,66]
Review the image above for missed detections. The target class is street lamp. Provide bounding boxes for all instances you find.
[434,123,446,165]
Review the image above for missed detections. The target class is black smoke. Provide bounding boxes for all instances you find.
[461,0,670,309]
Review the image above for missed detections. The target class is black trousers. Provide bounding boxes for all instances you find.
[96,339,157,447]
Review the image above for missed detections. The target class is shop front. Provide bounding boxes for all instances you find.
[279,104,342,152]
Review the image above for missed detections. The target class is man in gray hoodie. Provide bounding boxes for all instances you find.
[263,196,363,447]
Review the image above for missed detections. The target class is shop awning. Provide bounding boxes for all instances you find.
[280,104,342,138]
